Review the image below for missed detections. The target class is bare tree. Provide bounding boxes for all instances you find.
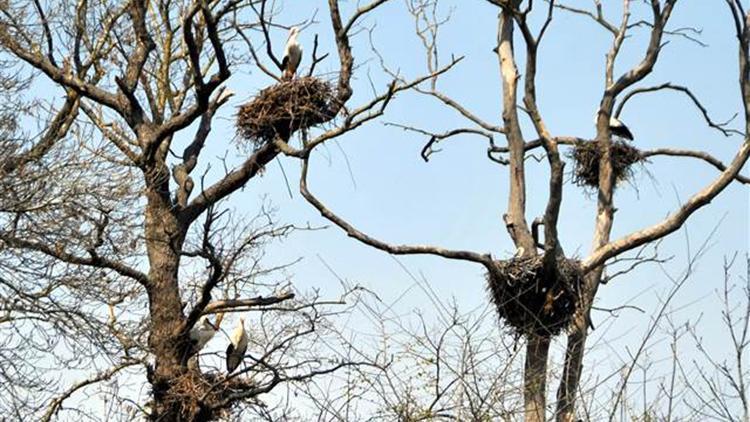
[290,232,747,422]
[269,0,750,421]
[0,0,396,420]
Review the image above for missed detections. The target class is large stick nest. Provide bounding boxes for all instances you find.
[236,77,337,148]
[486,255,583,336]
[569,140,644,189]
[160,369,256,420]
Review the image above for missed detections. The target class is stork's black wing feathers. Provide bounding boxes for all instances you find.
[611,125,634,141]
[281,55,289,71]
[226,343,238,373]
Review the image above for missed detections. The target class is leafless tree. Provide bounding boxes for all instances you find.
[0,0,397,420]
[269,0,750,421]
[290,232,747,422]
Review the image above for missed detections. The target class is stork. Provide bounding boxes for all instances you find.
[225,316,248,373]
[608,116,634,141]
[189,313,224,355]
[281,27,303,80]
[594,112,635,141]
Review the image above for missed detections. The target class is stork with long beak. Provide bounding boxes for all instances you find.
[281,27,303,80]
[189,313,224,353]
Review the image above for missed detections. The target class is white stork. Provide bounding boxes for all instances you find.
[189,316,217,351]
[594,112,635,141]
[189,313,223,354]
[225,316,248,373]
[281,27,303,81]
[608,116,634,141]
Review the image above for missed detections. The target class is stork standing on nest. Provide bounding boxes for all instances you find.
[595,112,635,141]
[225,316,248,373]
[281,27,303,81]
[608,116,634,141]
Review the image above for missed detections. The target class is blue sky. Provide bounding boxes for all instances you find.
[175,0,749,413]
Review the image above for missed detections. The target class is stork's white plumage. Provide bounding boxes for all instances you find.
[189,316,218,352]
[281,27,303,80]
[225,317,248,373]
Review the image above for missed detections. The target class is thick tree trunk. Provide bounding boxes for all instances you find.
[143,184,193,421]
[524,334,551,422]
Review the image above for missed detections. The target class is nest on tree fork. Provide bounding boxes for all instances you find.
[570,140,644,189]
[161,370,255,419]
[486,255,583,336]
[236,77,337,148]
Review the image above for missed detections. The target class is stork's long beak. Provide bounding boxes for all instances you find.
[214,312,225,329]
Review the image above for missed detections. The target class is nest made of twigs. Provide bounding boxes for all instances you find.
[570,140,644,189]
[163,370,256,419]
[486,255,583,337]
[236,77,337,148]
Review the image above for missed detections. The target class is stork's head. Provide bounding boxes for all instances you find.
[200,316,217,330]
[289,26,300,38]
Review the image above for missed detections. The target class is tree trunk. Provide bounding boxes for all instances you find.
[555,318,588,422]
[555,267,604,421]
[143,183,193,421]
[524,334,551,422]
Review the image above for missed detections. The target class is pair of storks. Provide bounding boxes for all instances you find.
[190,315,247,373]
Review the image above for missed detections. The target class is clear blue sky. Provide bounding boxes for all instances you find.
[179,0,747,412]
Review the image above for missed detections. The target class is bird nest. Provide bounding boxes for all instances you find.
[570,140,644,189]
[162,370,255,420]
[236,77,337,148]
[486,255,583,337]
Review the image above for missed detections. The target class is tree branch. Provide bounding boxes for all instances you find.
[583,138,750,272]
[553,1,618,35]
[616,82,744,137]
[0,234,151,287]
[202,292,296,314]
[41,361,139,422]
[641,147,750,184]
[299,158,493,267]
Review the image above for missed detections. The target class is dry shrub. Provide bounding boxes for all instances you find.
[570,140,644,189]
[236,77,337,148]
[486,255,583,336]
